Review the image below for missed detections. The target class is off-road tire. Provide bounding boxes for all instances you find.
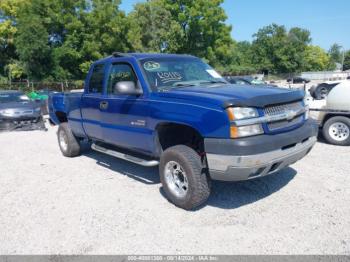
[57,122,81,157]
[323,116,350,146]
[159,145,211,210]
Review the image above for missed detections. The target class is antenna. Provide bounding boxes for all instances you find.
[112,52,130,57]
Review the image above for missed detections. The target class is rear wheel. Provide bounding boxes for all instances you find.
[57,123,81,157]
[323,116,350,146]
[159,145,211,210]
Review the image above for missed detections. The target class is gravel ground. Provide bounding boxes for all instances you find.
[0,123,349,255]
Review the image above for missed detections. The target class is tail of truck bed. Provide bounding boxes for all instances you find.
[49,92,84,137]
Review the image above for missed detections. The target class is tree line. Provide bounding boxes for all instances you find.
[0,0,349,82]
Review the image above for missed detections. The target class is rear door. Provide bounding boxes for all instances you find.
[81,63,105,140]
[100,61,153,154]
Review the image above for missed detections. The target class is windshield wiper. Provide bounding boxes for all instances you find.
[156,84,195,91]
[156,80,227,91]
[199,80,228,85]
[172,83,196,87]
[156,86,172,91]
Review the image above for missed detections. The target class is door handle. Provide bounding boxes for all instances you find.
[100,101,109,110]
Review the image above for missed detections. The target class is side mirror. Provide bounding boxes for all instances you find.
[114,81,142,96]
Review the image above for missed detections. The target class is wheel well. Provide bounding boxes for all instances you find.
[55,111,67,123]
[322,114,350,126]
[156,123,204,155]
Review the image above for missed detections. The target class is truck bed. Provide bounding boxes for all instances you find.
[49,91,85,137]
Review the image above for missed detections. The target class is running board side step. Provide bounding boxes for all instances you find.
[91,143,159,167]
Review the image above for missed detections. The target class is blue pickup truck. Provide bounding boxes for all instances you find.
[49,52,318,209]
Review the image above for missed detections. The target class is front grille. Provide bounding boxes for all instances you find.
[264,101,304,131]
[264,101,303,116]
[267,115,303,131]
[3,117,39,125]
[12,110,34,116]
[13,119,38,125]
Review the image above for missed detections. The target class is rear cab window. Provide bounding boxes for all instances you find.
[88,63,105,94]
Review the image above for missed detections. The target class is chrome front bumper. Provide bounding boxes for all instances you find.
[207,136,317,181]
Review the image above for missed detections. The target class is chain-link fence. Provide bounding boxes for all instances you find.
[0,81,84,93]
[264,73,298,81]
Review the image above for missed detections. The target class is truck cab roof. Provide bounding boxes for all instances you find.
[94,53,196,64]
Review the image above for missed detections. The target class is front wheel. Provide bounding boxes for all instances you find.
[159,145,211,210]
[57,123,81,157]
[323,116,350,146]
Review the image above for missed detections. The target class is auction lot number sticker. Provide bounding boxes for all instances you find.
[128,255,218,261]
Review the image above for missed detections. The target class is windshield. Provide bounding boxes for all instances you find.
[140,57,227,91]
[251,79,265,85]
[0,93,29,103]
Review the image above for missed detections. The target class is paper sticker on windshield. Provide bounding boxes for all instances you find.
[206,69,221,78]
[144,61,160,71]
[157,72,183,83]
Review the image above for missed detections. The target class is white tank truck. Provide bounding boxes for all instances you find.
[306,80,350,146]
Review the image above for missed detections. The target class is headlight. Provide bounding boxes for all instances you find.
[226,107,259,120]
[0,109,14,117]
[226,107,263,138]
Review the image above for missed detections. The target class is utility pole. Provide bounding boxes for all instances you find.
[341,48,345,72]
[8,68,12,88]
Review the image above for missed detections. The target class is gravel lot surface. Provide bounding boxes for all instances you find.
[0,124,349,254]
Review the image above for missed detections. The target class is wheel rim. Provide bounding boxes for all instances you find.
[329,122,350,142]
[164,161,189,198]
[59,130,68,152]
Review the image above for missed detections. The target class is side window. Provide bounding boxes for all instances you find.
[88,64,105,93]
[107,63,137,94]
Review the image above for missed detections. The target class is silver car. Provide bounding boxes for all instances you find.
[0,90,45,131]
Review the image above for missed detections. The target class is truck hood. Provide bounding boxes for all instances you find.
[156,84,304,108]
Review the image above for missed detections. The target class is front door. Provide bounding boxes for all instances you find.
[100,62,153,154]
[81,63,105,140]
